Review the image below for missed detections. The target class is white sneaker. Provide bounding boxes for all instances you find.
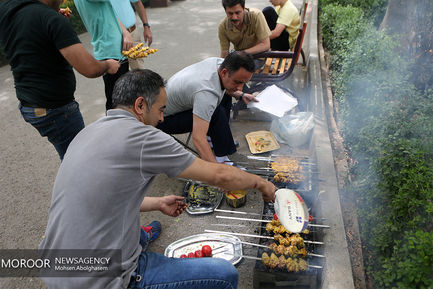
[216,155,230,163]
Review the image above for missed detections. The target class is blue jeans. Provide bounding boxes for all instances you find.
[19,101,85,160]
[128,229,238,289]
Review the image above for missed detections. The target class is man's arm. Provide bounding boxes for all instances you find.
[243,37,270,55]
[60,43,120,77]
[270,23,286,39]
[178,158,276,202]
[244,10,271,55]
[132,1,152,45]
[192,114,217,163]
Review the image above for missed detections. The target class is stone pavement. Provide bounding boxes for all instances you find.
[0,0,354,288]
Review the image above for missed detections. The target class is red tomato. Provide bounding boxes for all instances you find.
[187,252,195,258]
[179,254,187,258]
[201,245,212,257]
[273,213,278,220]
[194,250,203,258]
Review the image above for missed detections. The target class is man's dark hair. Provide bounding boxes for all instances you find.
[112,69,165,111]
[219,51,255,75]
[222,0,245,9]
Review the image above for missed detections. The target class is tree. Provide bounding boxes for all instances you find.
[380,0,433,91]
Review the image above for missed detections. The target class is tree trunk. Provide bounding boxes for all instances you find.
[380,0,433,91]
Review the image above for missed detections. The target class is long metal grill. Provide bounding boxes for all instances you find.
[253,157,325,289]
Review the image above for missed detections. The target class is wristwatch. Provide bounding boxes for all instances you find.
[239,92,245,101]
[143,22,150,27]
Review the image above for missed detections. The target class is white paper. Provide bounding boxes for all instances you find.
[247,85,298,117]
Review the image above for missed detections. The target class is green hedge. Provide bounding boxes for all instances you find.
[320,4,366,73]
[319,0,387,24]
[320,2,433,288]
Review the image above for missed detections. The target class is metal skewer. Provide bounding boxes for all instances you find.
[210,223,250,228]
[210,223,320,234]
[118,58,128,65]
[214,209,273,217]
[216,215,272,223]
[215,216,330,229]
[303,224,330,228]
[239,241,325,258]
[221,251,323,269]
[247,155,316,163]
[204,229,324,245]
[205,229,273,240]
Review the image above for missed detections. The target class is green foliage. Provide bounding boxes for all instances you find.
[320,4,368,74]
[333,26,409,147]
[319,0,388,24]
[388,230,433,288]
[359,137,433,288]
[320,4,365,56]
[320,1,433,288]
[60,1,86,34]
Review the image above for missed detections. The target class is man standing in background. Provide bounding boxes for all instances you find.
[111,0,153,70]
[74,0,129,111]
[0,0,120,160]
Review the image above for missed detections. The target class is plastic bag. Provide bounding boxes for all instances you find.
[270,112,314,147]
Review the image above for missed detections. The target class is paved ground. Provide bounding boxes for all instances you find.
[0,1,350,289]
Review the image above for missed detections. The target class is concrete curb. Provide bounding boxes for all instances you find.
[306,0,355,288]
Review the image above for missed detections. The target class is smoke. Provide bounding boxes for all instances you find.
[331,1,433,287]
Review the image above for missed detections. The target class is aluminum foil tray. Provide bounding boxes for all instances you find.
[183,181,223,215]
[164,233,243,265]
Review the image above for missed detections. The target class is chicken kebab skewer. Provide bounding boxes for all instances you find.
[239,240,324,258]
[204,230,324,245]
[222,252,322,270]
[261,252,323,271]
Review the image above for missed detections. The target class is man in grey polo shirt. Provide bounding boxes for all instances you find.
[157,51,258,164]
[40,69,276,289]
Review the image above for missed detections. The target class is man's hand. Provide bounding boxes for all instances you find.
[159,195,187,217]
[258,180,276,202]
[122,30,134,51]
[232,90,259,105]
[143,27,153,46]
[104,59,120,75]
[242,92,259,105]
[59,7,72,18]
